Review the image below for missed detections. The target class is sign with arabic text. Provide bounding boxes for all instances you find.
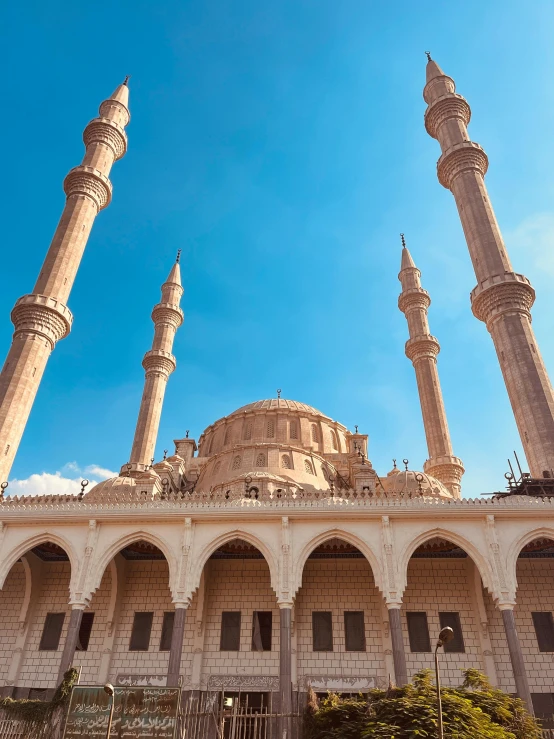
[63,685,180,738]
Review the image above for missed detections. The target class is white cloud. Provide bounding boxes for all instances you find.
[507,212,554,277]
[7,463,117,498]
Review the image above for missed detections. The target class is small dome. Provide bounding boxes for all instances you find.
[380,469,452,499]
[85,475,136,501]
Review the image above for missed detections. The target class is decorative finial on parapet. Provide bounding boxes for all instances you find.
[403,458,409,470]
[123,75,131,86]
[400,233,406,248]
[355,425,358,433]
[185,430,189,438]
[78,479,89,500]
[163,449,168,460]
[176,249,181,264]
[277,388,282,399]
[392,458,397,469]
[425,51,432,62]
[0,481,7,499]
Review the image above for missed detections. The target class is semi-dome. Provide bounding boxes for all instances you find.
[85,475,137,501]
[380,468,452,499]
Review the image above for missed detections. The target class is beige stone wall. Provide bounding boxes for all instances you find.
[295,558,385,685]
[0,564,25,684]
[18,563,71,688]
[75,568,111,682]
[402,558,484,685]
[485,558,554,693]
[202,559,279,679]
[108,560,194,682]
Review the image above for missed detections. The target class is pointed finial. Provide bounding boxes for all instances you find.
[400,233,406,248]
[163,449,168,460]
[392,458,397,469]
[123,75,131,86]
[176,249,181,264]
[355,425,358,434]
[403,458,409,471]
[425,51,432,62]
[277,388,282,399]
[186,430,189,438]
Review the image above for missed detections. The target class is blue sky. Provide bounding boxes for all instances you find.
[2,0,554,497]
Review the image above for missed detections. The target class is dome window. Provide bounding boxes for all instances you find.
[232,456,242,470]
[267,419,275,438]
[281,455,292,469]
[243,422,252,440]
[311,424,319,443]
[256,453,266,467]
[304,459,314,475]
[224,427,231,444]
[289,421,298,440]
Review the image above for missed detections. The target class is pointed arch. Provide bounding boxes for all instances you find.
[0,532,79,593]
[293,529,383,598]
[189,530,279,600]
[398,527,494,598]
[90,530,177,600]
[506,526,554,593]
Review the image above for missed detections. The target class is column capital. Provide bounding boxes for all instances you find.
[385,601,403,610]
[437,141,488,189]
[424,92,471,139]
[497,602,516,611]
[63,165,112,211]
[278,601,294,610]
[11,294,73,349]
[471,272,535,327]
[83,117,128,160]
[172,601,190,610]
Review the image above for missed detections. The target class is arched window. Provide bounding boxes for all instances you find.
[243,422,252,440]
[256,453,266,467]
[267,419,275,438]
[311,424,319,443]
[232,456,242,470]
[281,455,292,469]
[304,459,314,475]
[289,421,298,440]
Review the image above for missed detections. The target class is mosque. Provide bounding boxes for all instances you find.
[1,56,554,726]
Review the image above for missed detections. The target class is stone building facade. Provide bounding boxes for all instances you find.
[1,55,554,728]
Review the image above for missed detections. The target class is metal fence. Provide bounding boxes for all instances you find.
[0,710,64,739]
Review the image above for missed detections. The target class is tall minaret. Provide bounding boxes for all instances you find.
[424,55,554,479]
[124,253,184,474]
[0,80,130,482]
[398,235,464,497]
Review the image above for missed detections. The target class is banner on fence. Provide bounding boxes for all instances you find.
[63,685,180,738]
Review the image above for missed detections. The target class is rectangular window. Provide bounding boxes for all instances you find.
[76,612,95,651]
[220,612,241,651]
[159,612,175,651]
[344,611,366,651]
[407,612,431,652]
[439,612,465,653]
[532,612,554,652]
[531,694,554,728]
[252,611,272,651]
[39,613,65,651]
[129,612,154,651]
[312,611,333,652]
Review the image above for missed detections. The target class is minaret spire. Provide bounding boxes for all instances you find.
[124,256,184,473]
[398,235,464,497]
[424,58,554,479]
[0,81,130,482]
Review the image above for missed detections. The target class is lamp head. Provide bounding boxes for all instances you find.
[103,683,114,696]
[437,626,454,647]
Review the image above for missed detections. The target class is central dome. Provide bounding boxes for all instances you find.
[229,398,327,417]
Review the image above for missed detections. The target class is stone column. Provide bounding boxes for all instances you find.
[167,605,188,687]
[280,606,293,738]
[387,606,408,686]
[57,606,85,683]
[499,606,533,714]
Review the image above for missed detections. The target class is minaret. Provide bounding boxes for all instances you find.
[0,80,130,482]
[424,54,554,479]
[398,235,464,497]
[124,253,184,474]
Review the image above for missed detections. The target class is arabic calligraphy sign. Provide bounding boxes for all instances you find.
[63,685,180,738]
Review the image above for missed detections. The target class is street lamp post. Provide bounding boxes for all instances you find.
[434,626,454,739]
[104,683,115,738]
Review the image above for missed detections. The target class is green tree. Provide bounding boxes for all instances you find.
[305,669,542,739]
